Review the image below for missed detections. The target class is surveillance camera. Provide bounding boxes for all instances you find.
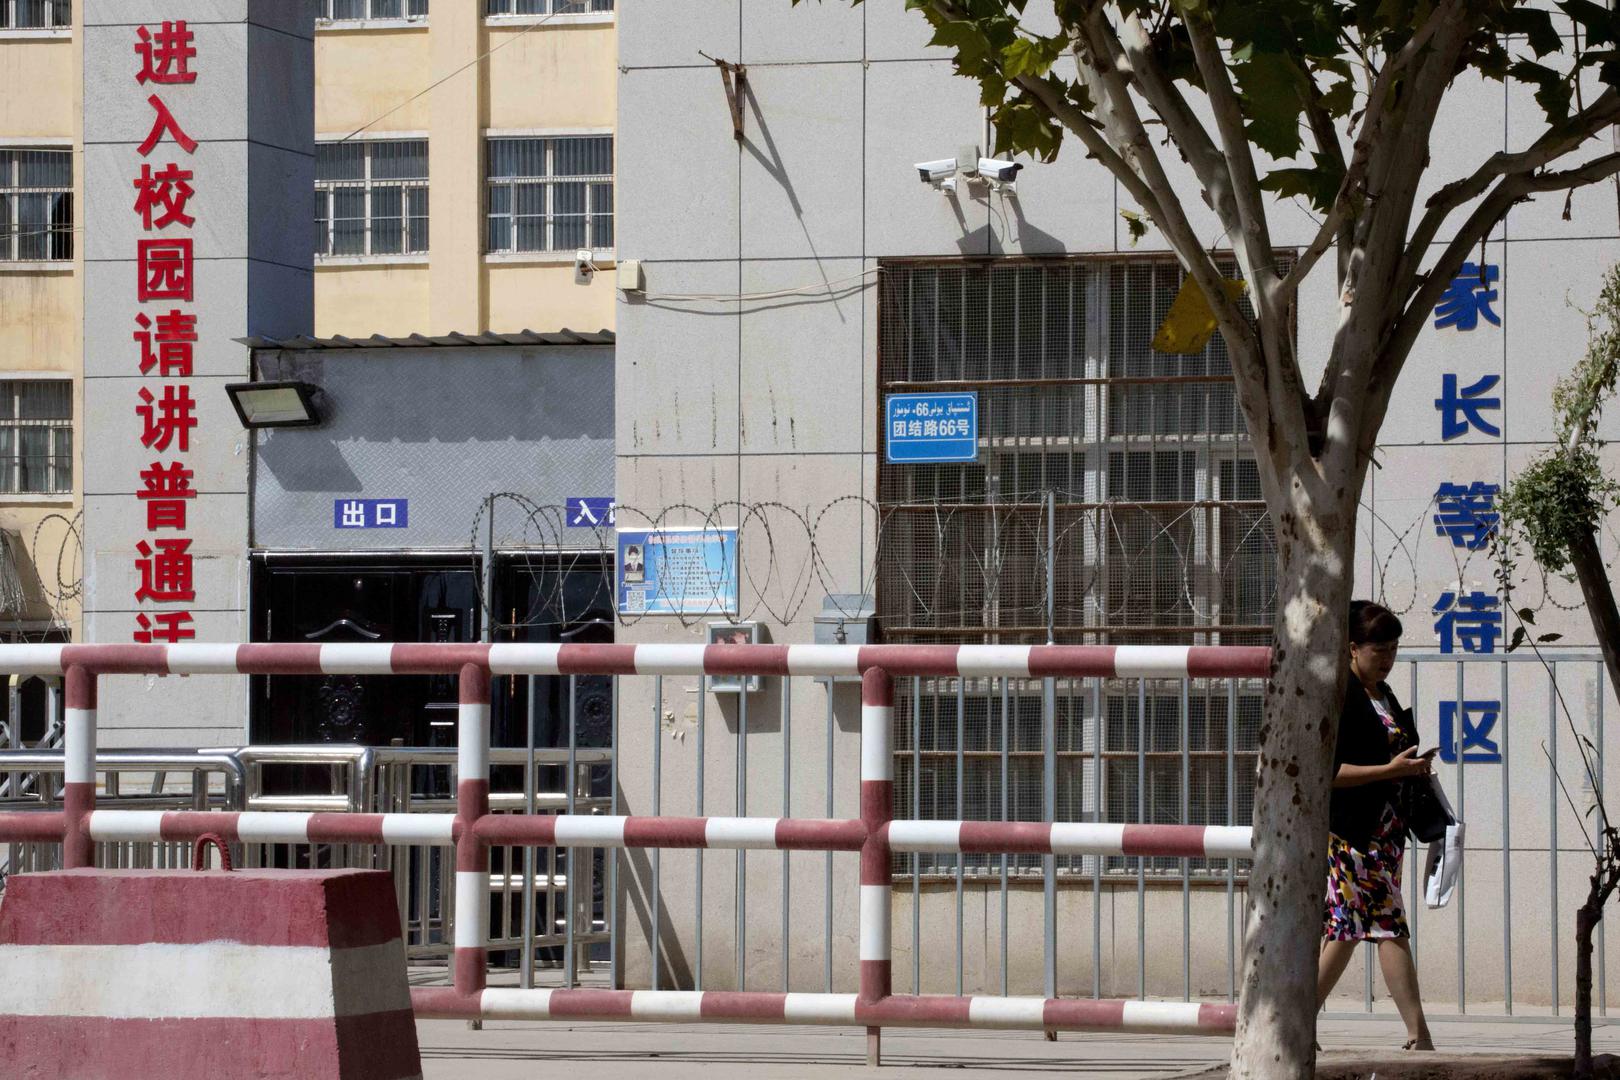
[574,248,597,278]
[916,159,958,184]
[978,158,1023,183]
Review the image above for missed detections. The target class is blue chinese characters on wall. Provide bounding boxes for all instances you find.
[334,498,408,529]
[1432,261,1500,331]
[1434,373,1501,439]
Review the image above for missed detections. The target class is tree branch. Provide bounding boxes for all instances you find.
[1376,151,1620,423]
[1179,5,1277,292]
[1280,0,1458,307]
[1403,88,1620,287]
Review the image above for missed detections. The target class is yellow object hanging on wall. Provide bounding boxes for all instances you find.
[1151,275,1248,354]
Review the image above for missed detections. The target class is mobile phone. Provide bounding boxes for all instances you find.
[1419,747,1441,759]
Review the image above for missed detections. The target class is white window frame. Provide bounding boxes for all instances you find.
[314,138,429,260]
[0,148,73,264]
[316,0,427,24]
[484,135,614,256]
[484,0,613,18]
[0,377,72,497]
[0,0,70,30]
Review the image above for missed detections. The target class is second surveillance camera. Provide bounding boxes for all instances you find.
[978,158,1023,183]
[916,158,958,184]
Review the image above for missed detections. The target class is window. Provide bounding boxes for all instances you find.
[0,1,70,29]
[314,139,428,257]
[319,0,426,19]
[876,258,1275,646]
[877,257,1285,879]
[0,150,72,262]
[486,136,613,254]
[486,0,613,15]
[0,381,72,495]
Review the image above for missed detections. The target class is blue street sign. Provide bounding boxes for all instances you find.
[885,392,978,464]
[566,497,617,527]
[334,498,408,529]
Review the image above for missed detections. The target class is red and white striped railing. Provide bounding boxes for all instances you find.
[0,642,1270,1066]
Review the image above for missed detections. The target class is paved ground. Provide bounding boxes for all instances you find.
[415,1014,1620,1078]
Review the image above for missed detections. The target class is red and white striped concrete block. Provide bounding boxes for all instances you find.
[0,642,1272,679]
[412,987,1235,1035]
[0,868,422,1079]
[86,810,457,847]
[886,821,1253,859]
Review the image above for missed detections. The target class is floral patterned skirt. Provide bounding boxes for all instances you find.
[1323,801,1409,941]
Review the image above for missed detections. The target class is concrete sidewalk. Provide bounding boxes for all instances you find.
[416,1015,1620,1078]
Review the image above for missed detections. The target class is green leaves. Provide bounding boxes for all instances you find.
[1231,51,1310,159]
[1258,152,1345,213]
[1511,59,1575,125]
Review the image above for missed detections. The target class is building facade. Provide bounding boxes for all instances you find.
[612,2,1620,1013]
[0,0,618,744]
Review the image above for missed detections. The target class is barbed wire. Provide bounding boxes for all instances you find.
[11,489,1612,646]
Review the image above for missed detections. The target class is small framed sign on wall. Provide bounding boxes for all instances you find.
[705,621,761,694]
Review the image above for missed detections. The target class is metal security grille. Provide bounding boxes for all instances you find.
[315,140,429,257]
[0,1,69,28]
[485,0,614,14]
[0,150,72,262]
[485,136,614,254]
[877,256,1279,878]
[0,380,71,495]
[318,0,427,19]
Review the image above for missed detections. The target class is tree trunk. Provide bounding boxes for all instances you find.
[1568,527,1620,707]
[1229,495,1357,1080]
[1576,897,1601,1080]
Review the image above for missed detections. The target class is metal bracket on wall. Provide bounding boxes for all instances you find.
[699,52,748,142]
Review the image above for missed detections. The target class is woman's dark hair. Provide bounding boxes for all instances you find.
[1348,600,1403,645]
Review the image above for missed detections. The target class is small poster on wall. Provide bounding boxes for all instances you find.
[616,526,738,616]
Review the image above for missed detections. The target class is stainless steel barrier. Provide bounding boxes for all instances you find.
[0,742,612,985]
[1,749,245,878]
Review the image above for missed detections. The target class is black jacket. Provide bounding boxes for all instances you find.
[1329,680,1419,851]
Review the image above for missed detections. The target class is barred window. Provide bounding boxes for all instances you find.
[319,0,427,20]
[0,381,72,495]
[0,1,70,28]
[485,136,613,254]
[486,0,613,15]
[0,149,72,262]
[877,257,1282,878]
[894,678,1261,878]
[314,139,428,257]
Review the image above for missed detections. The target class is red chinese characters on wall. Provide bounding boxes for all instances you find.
[130,21,200,644]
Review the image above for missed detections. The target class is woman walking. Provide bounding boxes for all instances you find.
[1317,600,1436,1051]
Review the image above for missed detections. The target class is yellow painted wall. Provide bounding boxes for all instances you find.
[485,264,616,333]
[0,273,77,369]
[313,264,432,338]
[315,16,619,335]
[0,39,75,137]
[314,29,432,136]
[0,17,81,638]
[485,24,617,130]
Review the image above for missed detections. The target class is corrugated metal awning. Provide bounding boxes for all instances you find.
[238,329,614,351]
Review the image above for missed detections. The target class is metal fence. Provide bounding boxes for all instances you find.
[0,740,609,983]
[0,641,1263,1068]
[1,646,1611,1026]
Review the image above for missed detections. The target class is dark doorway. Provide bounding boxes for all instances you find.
[249,556,480,748]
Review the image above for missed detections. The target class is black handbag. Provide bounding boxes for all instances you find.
[1402,774,1456,845]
